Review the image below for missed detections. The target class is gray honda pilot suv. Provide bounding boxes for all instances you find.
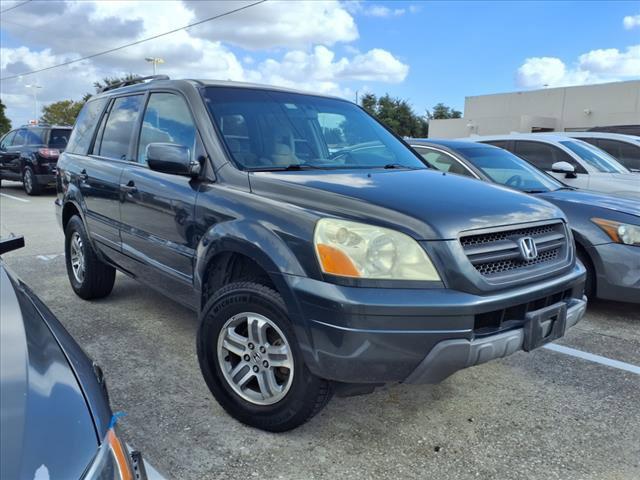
[56,76,587,431]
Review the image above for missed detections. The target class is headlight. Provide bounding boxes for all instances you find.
[592,218,640,246]
[314,218,440,280]
[83,428,135,480]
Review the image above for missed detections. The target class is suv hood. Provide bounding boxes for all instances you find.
[250,169,563,239]
[0,265,97,480]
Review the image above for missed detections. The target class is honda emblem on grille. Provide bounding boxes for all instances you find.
[518,236,538,261]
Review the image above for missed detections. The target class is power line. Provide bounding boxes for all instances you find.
[0,0,32,14]
[0,0,267,81]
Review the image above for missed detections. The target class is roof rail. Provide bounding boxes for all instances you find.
[98,74,170,93]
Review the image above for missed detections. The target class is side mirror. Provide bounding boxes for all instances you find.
[551,161,577,178]
[146,143,200,177]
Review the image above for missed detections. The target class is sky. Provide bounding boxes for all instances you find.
[0,0,639,126]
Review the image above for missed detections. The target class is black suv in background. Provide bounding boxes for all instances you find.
[0,124,72,194]
[56,76,587,431]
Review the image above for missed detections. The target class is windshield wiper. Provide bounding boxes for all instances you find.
[247,164,322,172]
[382,163,420,170]
[523,189,548,194]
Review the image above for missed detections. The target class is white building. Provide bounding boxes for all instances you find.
[429,80,640,138]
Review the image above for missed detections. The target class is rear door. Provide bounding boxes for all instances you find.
[119,91,201,304]
[512,140,589,188]
[81,94,144,251]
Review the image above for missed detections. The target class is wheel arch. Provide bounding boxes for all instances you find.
[195,220,311,343]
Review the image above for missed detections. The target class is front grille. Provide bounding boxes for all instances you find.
[460,221,569,280]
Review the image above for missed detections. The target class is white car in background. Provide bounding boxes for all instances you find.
[549,132,640,172]
[465,134,640,198]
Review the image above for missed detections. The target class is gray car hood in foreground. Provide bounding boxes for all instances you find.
[0,265,97,480]
[250,169,564,239]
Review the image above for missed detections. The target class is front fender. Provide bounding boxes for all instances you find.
[194,219,315,359]
[195,218,307,291]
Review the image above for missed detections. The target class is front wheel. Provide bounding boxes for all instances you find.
[197,282,332,432]
[65,215,116,299]
[23,166,41,196]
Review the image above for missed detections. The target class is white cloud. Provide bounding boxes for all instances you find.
[345,1,416,18]
[187,0,359,49]
[253,45,408,97]
[364,5,406,17]
[516,45,640,89]
[623,14,640,30]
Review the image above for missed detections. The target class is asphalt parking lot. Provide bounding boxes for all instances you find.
[1,181,639,480]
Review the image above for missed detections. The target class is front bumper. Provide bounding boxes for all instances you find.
[590,243,640,304]
[404,296,586,384]
[285,262,586,384]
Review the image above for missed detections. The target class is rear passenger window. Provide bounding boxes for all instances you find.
[66,98,108,154]
[137,93,196,163]
[514,141,586,173]
[98,95,143,161]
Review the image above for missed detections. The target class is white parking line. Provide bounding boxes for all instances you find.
[0,192,29,203]
[543,343,640,375]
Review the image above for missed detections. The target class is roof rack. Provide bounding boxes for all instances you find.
[98,75,170,93]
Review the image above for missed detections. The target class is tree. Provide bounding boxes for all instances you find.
[82,73,141,102]
[0,99,11,136]
[40,100,84,126]
[429,103,462,120]
[356,93,429,138]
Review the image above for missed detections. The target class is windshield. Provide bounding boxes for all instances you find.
[459,146,562,192]
[560,140,630,173]
[202,87,427,171]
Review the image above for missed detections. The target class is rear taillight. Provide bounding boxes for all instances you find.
[38,148,60,159]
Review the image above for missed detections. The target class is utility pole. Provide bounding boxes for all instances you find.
[355,90,359,105]
[25,84,42,123]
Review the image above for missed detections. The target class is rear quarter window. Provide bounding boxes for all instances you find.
[66,98,109,155]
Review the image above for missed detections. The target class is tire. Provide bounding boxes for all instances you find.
[577,248,595,299]
[23,166,41,196]
[64,215,116,299]
[197,282,332,432]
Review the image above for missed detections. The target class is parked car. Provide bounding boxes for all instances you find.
[0,124,72,195]
[56,76,587,432]
[548,132,640,172]
[411,139,640,304]
[0,235,146,480]
[468,134,640,198]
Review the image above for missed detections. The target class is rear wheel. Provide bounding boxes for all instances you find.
[197,282,332,432]
[64,215,116,299]
[23,166,40,196]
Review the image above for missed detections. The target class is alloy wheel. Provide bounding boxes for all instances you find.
[70,231,85,284]
[217,312,294,405]
[23,169,33,194]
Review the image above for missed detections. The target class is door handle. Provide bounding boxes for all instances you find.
[121,180,138,194]
[78,169,89,181]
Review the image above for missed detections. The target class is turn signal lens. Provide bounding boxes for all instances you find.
[316,243,361,277]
